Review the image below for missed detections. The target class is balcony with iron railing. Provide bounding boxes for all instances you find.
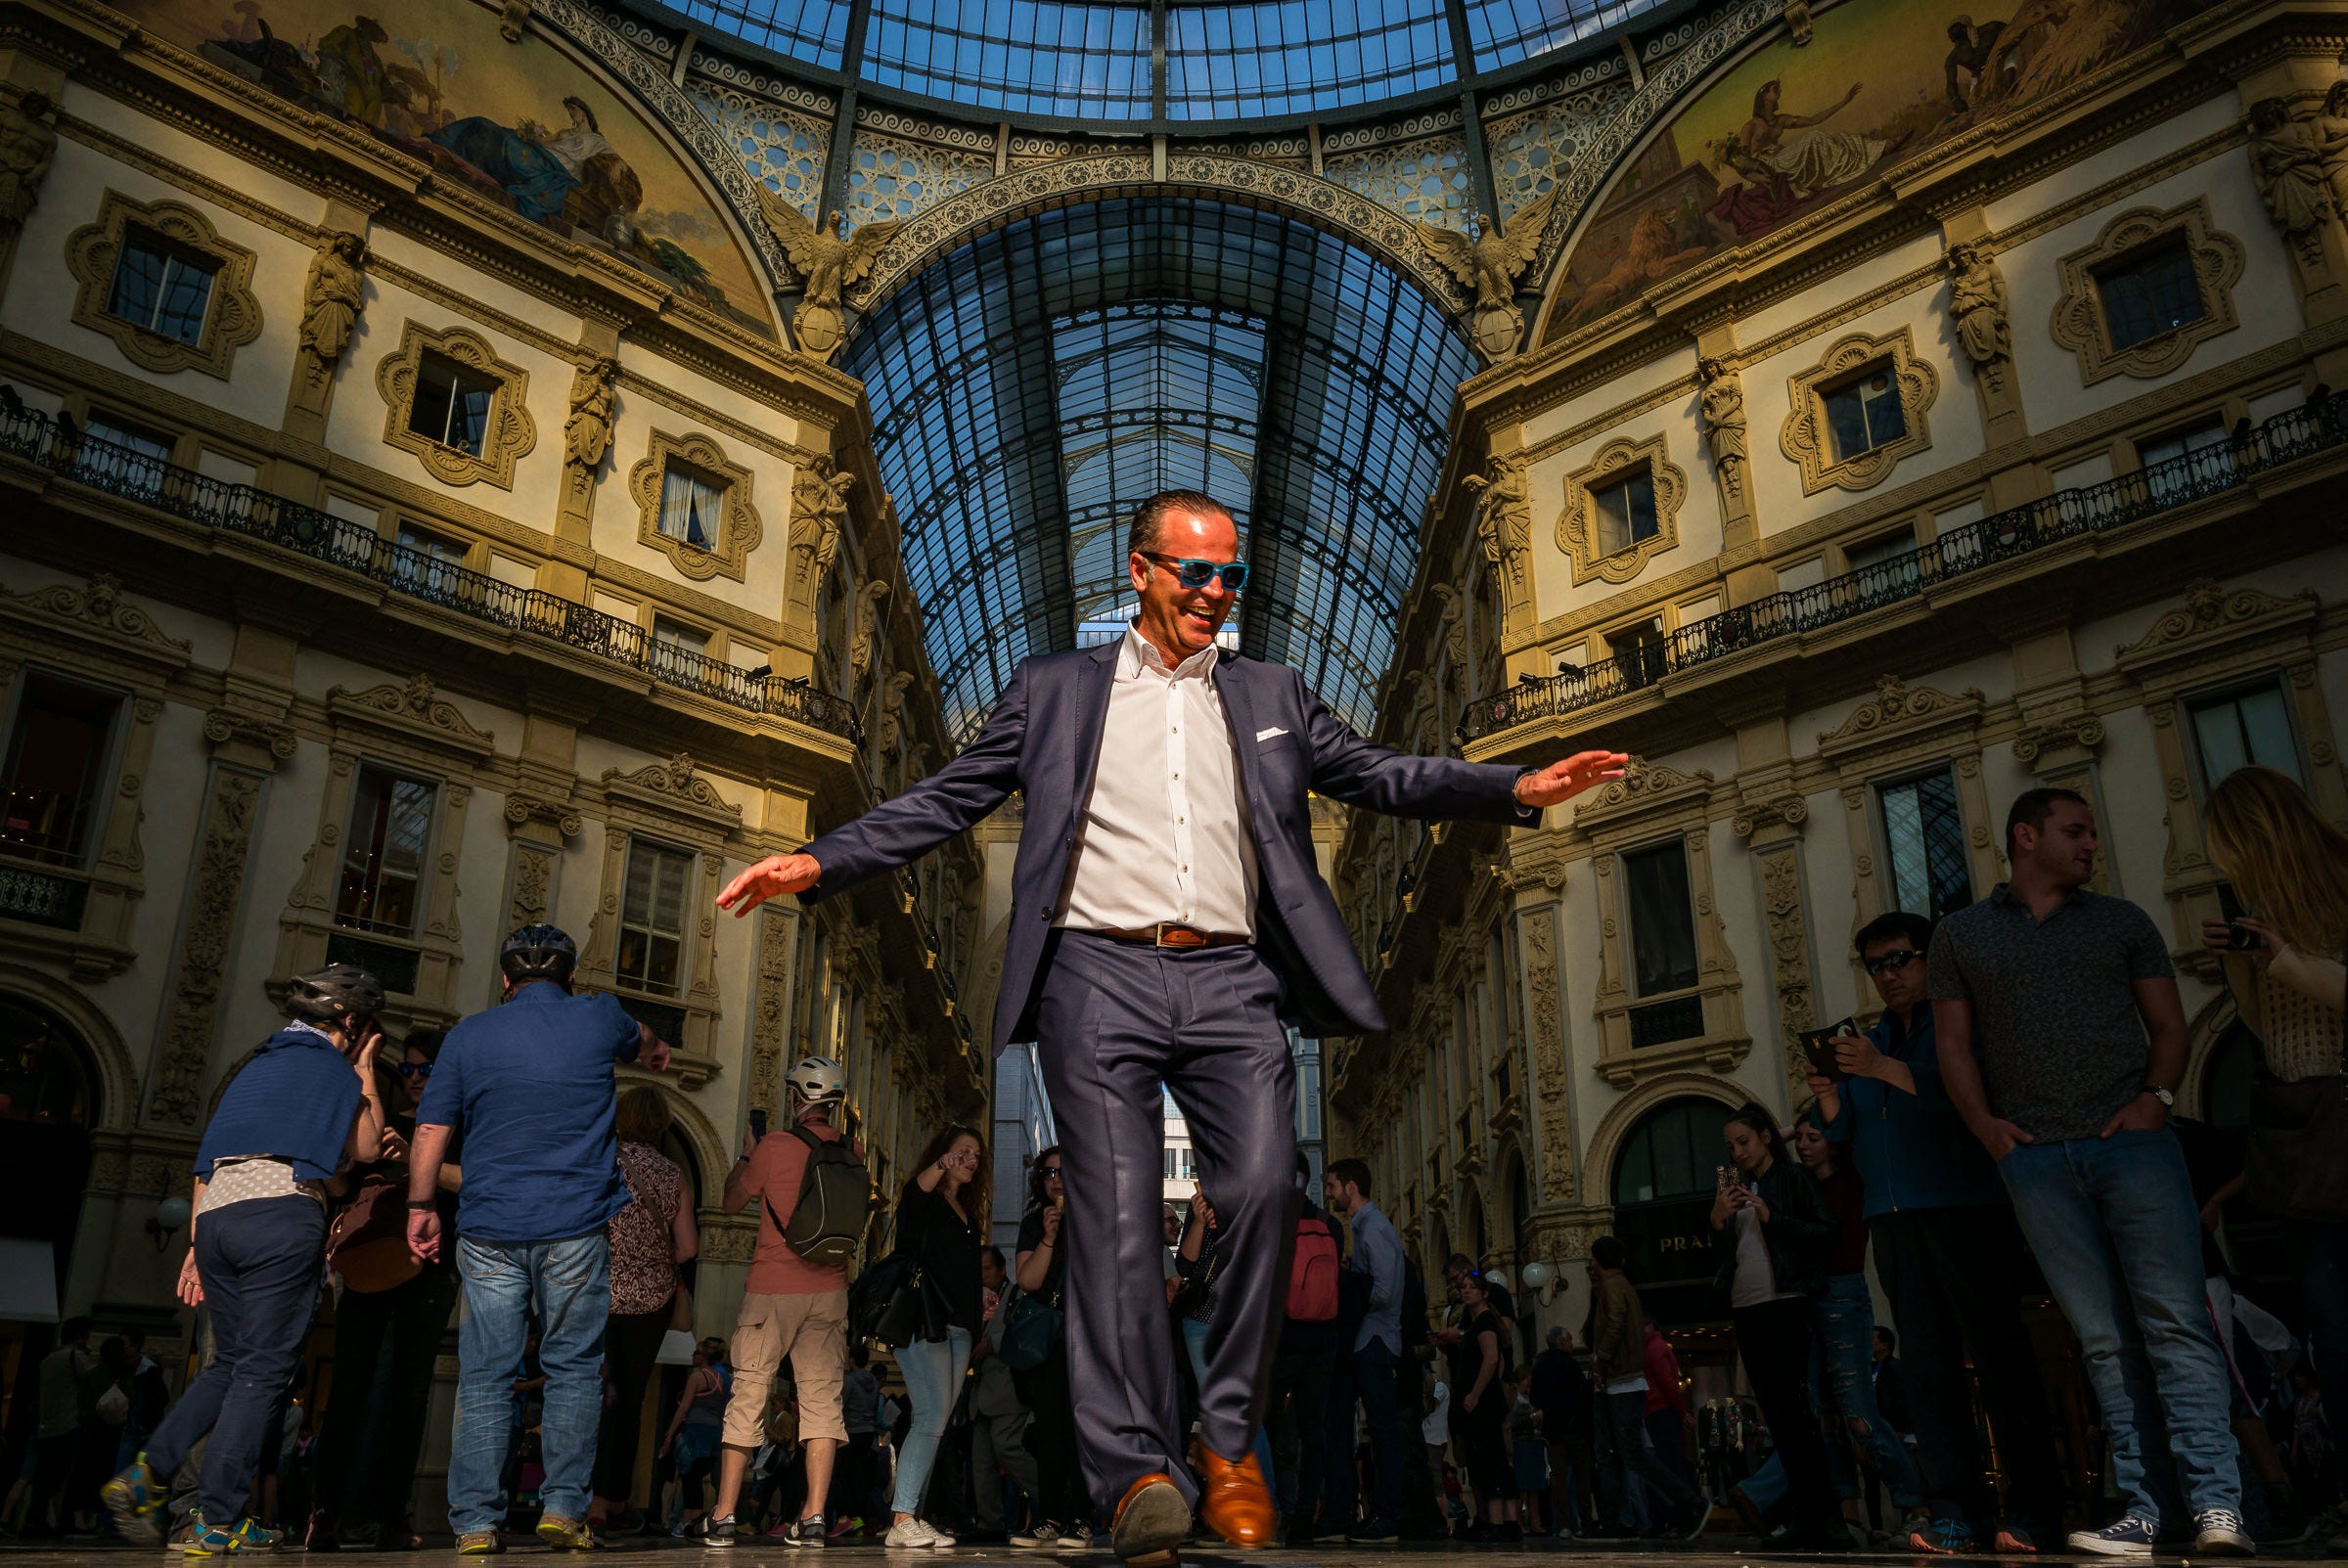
[1458,393,2348,745]
[0,399,862,744]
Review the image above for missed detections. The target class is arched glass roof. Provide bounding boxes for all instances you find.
[667,0,1679,119]
[845,198,1476,741]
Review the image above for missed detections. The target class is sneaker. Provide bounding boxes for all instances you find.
[185,1516,282,1556]
[1009,1519,1062,1547]
[537,1514,600,1551]
[2067,1517,2158,1556]
[101,1456,164,1546]
[457,1532,506,1555]
[700,1515,739,1549]
[1054,1521,1089,1548]
[779,1515,827,1547]
[1345,1515,1396,1544]
[2193,1509,2255,1556]
[827,1516,863,1542]
[883,1516,953,1548]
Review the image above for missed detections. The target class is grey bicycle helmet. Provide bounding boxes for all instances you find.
[284,963,384,1027]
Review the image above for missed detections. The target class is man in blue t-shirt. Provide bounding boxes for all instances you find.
[406,924,672,1553]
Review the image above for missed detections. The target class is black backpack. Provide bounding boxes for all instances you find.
[774,1126,871,1269]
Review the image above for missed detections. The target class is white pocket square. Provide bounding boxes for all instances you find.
[1255,726,1289,741]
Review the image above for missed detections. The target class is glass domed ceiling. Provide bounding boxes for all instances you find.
[667,0,1674,120]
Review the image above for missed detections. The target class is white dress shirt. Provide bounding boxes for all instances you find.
[1057,624,1258,936]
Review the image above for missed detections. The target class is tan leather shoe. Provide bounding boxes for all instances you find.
[1110,1473,1190,1568]
[1196,1447,1276,1549]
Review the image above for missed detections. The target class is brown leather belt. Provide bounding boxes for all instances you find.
[1087,922,1252,950]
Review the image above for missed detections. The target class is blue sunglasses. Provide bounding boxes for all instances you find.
[1141,552,1248,592]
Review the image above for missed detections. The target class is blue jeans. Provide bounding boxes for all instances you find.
[144,1196,326,1526]
[447,1232,610,1535]
[1181,1320,1278,1481]
[1999,1131,2240,1527]
[1815,1274,1922,1507]
[892,1329,971,1516]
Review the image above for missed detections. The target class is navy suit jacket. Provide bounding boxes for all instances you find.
[799,640,1531,1053]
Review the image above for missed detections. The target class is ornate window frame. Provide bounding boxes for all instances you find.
[66,192,262,381]
[1572,762,1749,1089]
[270,676,494,1032]
[375,322,537,489]
[577,754,743,1088]
[2050,199,2245,386]
[0,572,188,978]
[1555,432,1687,585]
[628,429,765,583]
[1779,327,1938,496]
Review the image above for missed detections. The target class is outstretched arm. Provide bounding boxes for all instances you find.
[718,662,1028,916]
[1302,676,1624,822]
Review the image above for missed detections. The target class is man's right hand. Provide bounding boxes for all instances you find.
[717,853,821,917]
[1968,1115,2035,1163]
[408,1207,443,1263]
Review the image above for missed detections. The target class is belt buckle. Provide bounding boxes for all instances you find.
[1153,920,1203,949]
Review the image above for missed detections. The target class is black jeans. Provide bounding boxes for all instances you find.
[1265,1336,1333,1532]
[1012,1343,1087,1526]
[311,1264,460,1532]
[1870,1205,2060,1535]
[1592,1387,1695,1530]
[593,1306,671,1505]
[145,1196,328,1527]
[1733,1298,1839,1544]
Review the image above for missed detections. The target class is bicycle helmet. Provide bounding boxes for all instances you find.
[284,963,384,1027]
[499,923,578,985]
[786,1054,847,1105]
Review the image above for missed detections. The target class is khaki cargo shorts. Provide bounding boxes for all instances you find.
[724,1288,850,1446]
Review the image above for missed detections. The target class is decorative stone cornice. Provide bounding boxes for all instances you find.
[601,752,744,829]
[2011,714,2106,765]
[504,792,585,840]
[325,675,498,758]
[1816,674,1986,755]
[1571,757,1716,830]
[0,571,191,664]
[202,707,296,763]
[1732,792,1808,840]
[2113,578,2321,675]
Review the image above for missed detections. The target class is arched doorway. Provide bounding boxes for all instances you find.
[1609,1097,1727,1329]
[0,995,99,1444]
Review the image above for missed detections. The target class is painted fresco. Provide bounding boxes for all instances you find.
[1540,0,2210,340]
[120,0,770,332]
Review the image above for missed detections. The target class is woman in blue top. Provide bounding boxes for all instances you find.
[105,964,387,1554]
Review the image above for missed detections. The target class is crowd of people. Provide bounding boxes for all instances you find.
[5,761,2343,1560]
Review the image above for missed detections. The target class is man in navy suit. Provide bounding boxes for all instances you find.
[719,491,1623,1566]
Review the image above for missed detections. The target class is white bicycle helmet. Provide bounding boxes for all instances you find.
[786,1054,847,1105]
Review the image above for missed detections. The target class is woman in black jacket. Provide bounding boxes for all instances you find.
[1710,1102,1840,1550]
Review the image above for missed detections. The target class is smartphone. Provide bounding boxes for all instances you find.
[748,1107,769,1142]
[1797,1018,1856,1079]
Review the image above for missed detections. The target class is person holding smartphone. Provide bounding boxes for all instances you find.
[1804,911,2056,1556]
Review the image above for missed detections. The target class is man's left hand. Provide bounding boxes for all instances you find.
[1515,750,1631,810]
[2100,1091,2169,1138]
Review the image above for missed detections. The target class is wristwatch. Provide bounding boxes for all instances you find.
[2142,1083,2175,1108]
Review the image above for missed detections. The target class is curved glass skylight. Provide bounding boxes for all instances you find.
[661,0,1677,118]
[845,197,1474,742]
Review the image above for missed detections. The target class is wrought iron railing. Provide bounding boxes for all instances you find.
[1459,393,2348,743]
[0,400,864,744]
[0,862,89,929]
[1628,993,1706,1050]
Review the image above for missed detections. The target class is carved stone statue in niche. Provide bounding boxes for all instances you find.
[1461,450,1530,595]
[1414,190,1558,363]
[1696,357,1748,495]
[755,197,904,362]
[2246,97,2335,259]
[1944,241,2011,391]
[0,91,57,242]
[564,355,617,474]
[790,454,855,598]
[300,231,367,385]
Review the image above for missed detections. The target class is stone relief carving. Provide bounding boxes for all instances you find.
[564,355,617,475]
[748,903,796,1116]
[150,768,261,1124]
[2246,97,2335,269]
[1521,906,1575,1202]
[1758,842,1816,1105]
[299,231,367,388]
[754,200,904,361]
[2011,714,2105,765]
[504,793,585,839]
[2,571,191,654]
[1415,190,1558,361]
[326,674,498,749]
[789,455,855,602]
[508,843,554,928]
[1462,451,1530,614]
[2114,578,2318,663]
[0,91,57,243]
[1944,241,2012,394]
[849,579,890,683]
[602,752,743,821]
[1817,673,1985,746]
[1696,356,1747,501]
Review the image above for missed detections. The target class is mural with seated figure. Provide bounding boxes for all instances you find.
[119,0,771,333]
[1538,0,2211,341]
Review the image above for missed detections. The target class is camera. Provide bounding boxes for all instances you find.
[2224,919,2261,952]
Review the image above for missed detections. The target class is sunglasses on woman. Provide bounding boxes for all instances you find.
[1140,552,1248,592]
[396,1060,434,1079]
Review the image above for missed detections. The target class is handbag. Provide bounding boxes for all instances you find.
[997,1284,1063,1371]
[328,1174,423,1294]
[2245,1019,2348,1222]
[849,1251,941,1349]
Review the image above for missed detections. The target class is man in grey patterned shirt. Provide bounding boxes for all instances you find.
[1929,788,2247,1559]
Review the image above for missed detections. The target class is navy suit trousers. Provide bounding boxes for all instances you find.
[1035,931,1301,1516]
